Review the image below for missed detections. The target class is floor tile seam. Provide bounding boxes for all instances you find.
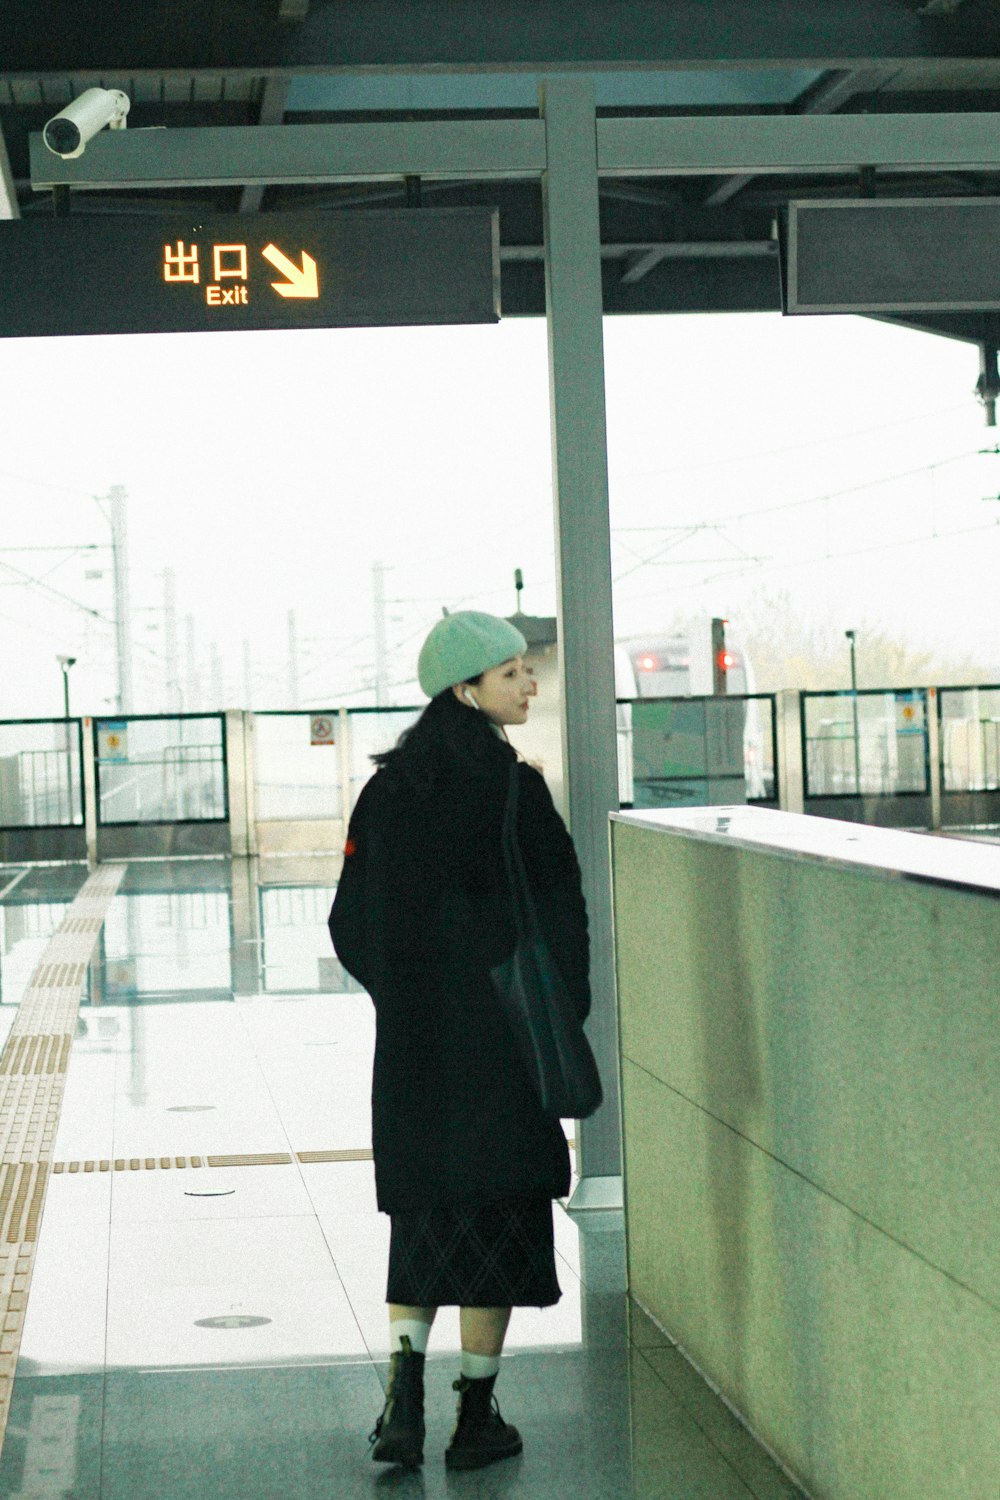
[98,1001,119,1500]
[229,995,373,1357]
[634,1344,809,1500]
[281,1061,387,1364]
[623,1055,1000,1314]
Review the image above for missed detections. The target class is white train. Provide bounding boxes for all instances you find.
[615,620,771,805]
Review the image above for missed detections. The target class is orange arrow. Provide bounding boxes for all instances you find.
[261,244,319,298]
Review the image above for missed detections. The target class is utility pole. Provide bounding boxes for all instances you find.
[56,654,76,820]
[242,639,253,710]
[287,609,300,709]
[162,566,180,711]
[846,629,862,795]
[210,642,225,710]
[184,613,201,712]
[372,561,388,707]
[105,485,133,713]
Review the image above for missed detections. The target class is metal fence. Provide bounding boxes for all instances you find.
[252,707,421,823]
[802,690,928,798]
[939,686,1000,792]
[0,719,83,827]
[94,715,227,825]
[8,686,1000,855]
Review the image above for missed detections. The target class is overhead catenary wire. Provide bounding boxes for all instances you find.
[620,513,1000,605]
[611,446,994,587]
[608,400,974,486]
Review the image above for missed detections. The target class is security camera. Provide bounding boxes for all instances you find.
[42,88,130,159]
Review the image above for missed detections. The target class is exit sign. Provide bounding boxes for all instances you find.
[0,208,500,337]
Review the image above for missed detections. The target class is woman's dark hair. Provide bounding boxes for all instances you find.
[372,677,508,793]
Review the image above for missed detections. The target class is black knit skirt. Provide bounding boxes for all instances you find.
[386,1195,562,1308]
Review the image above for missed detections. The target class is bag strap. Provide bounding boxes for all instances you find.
[500,762,542,932]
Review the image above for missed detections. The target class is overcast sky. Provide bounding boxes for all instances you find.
[1,310,997,719]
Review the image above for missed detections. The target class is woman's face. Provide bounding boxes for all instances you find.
[452,655,532,725]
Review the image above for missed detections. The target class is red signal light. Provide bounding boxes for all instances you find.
[638,654,659,671]
[717,651,736,671]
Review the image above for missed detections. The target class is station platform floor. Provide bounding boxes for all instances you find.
[0,857,804,1500]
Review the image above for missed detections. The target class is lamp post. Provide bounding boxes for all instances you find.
[56,655,76,824]
[845,631,861,796]
[56,655,76,719]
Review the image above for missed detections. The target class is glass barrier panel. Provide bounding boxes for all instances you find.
[253,713,343,821]
[348,708,421,809]
[96,716,226,824]
[939,687,1000,792]
[803,691,927,797]
[626,696,776,809]
[0,720,82,828]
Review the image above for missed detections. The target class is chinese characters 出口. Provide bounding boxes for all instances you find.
[163,240,251,307]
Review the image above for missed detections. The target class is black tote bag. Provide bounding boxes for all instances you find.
[489,763,603,1121]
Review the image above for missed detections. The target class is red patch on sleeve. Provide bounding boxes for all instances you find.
[343,838,357,857]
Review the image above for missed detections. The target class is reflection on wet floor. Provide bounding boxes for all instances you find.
[0,861,91,1007]
[0,857,803,1500]
[73,858,361,1006]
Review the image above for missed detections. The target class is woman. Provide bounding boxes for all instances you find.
[328,609,591,1472]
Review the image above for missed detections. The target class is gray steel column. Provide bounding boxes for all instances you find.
[541,76,622,1209]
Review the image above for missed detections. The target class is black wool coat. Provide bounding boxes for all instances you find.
[328,737,590,1214]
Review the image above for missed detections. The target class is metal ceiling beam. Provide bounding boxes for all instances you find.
[0,125,19,218]
[597,112,1000,176]
[796,63,903,114]
[285,0,996,71]
[501,240,774,263]
[5,0,996,74]
[30,118,546,189]
[239,76,291,212]
[703,66,903,208]
[30,112,1000,195]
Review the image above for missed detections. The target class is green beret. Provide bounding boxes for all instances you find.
[417,610,528,699]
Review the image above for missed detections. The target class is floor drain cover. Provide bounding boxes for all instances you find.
[195,1315,272,1330]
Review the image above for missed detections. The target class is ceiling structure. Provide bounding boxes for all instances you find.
[1,1,999,348]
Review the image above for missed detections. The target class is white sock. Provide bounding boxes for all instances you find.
[461,1350,501,1380]
[390,1318,430,1355]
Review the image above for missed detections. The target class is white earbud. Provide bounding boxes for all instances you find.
[463,687,479,709]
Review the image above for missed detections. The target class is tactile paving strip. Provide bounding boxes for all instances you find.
[48,1142,576,1173]
[49,1148,376,1173]
[0,864,123,1455]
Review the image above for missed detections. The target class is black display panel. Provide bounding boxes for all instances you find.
[0,208,500,336]
[786,199,1000,315]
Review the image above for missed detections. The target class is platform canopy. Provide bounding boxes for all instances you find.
[2,0,1000,343]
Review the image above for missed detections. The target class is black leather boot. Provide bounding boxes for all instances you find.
[368,1336,425,1467]
[444,1371,523,1471]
